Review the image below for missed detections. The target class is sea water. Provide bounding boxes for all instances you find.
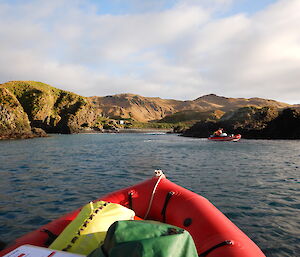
[0,134,299,256]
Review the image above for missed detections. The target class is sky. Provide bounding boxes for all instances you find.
[0,0,299,104]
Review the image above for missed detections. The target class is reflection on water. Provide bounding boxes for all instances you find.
[0,134,299,256]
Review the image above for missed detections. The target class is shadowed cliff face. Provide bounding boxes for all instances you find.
[263,108,300,139]
[0,81,101,137]
[0,87,33,139]
[183,107,300,139]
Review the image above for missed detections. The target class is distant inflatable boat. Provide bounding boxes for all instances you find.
[0,171,264,257]
[208,134,241,142]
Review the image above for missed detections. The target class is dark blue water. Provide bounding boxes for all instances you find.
[0,134,299,256]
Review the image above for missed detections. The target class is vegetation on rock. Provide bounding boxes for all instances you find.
[0,81,101,138]
[0,87,33,139]
[159,110,225,124]
[183,107,300,139]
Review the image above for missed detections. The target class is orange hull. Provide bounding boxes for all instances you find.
[0,175,264,257]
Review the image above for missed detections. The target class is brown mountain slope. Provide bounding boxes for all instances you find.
[90,93,291,122]
[90,94,181,122]
[193,94,290,111]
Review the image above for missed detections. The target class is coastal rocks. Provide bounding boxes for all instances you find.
[65,103,102,133]
[0,88,33,139]
[0,81,102,138]
[222,107,300,139]
[183,106,300,139]
[262,108,300,139]
[219,106,279,135]
[181,120,219,138]
[31,127,48,138]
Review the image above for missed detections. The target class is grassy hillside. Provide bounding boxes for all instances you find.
[0,81,100,134]
[90,94,179,122]
[158,110,225,123]
[91,93,291,123]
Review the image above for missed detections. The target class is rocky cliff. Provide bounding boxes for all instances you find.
[0,81,101,138]
[0,87,32,139]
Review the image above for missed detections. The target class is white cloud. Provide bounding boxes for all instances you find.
[0,0,299,103]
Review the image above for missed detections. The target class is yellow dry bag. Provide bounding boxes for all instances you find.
[49,201,135,255]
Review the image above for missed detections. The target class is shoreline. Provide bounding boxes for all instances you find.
[117,128,172,133]
[75,128,173,134]
[0,128,174,140]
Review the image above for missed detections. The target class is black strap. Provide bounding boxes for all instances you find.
[128,191,134,210]
[100,245,109,257]
[41,229,58,246]
[0,240,7,251]
[161,191,175,223]
[199,240,233,257]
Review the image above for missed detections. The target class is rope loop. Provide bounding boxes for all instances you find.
[143,170,165,219]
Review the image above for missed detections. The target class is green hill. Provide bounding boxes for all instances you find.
[0,81,101,137]
[158,110,225,123]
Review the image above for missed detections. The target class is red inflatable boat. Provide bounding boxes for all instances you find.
[0,171,265,257]
[208,134,241,142]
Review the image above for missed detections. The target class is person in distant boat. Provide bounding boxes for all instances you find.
[220,131,227,137]
[213,128,223,136]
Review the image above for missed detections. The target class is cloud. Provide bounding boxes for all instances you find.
[215,0,300,102]
[0,0,299,103]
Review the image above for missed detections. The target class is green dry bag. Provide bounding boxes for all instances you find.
[88,220,198,257]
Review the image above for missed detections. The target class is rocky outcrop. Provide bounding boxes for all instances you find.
[183,107,300,139]
[0,81,102,138]
[220,106,279,131]
[65,100,102,133]
[261,108,300,139]
[0,87,34,139]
